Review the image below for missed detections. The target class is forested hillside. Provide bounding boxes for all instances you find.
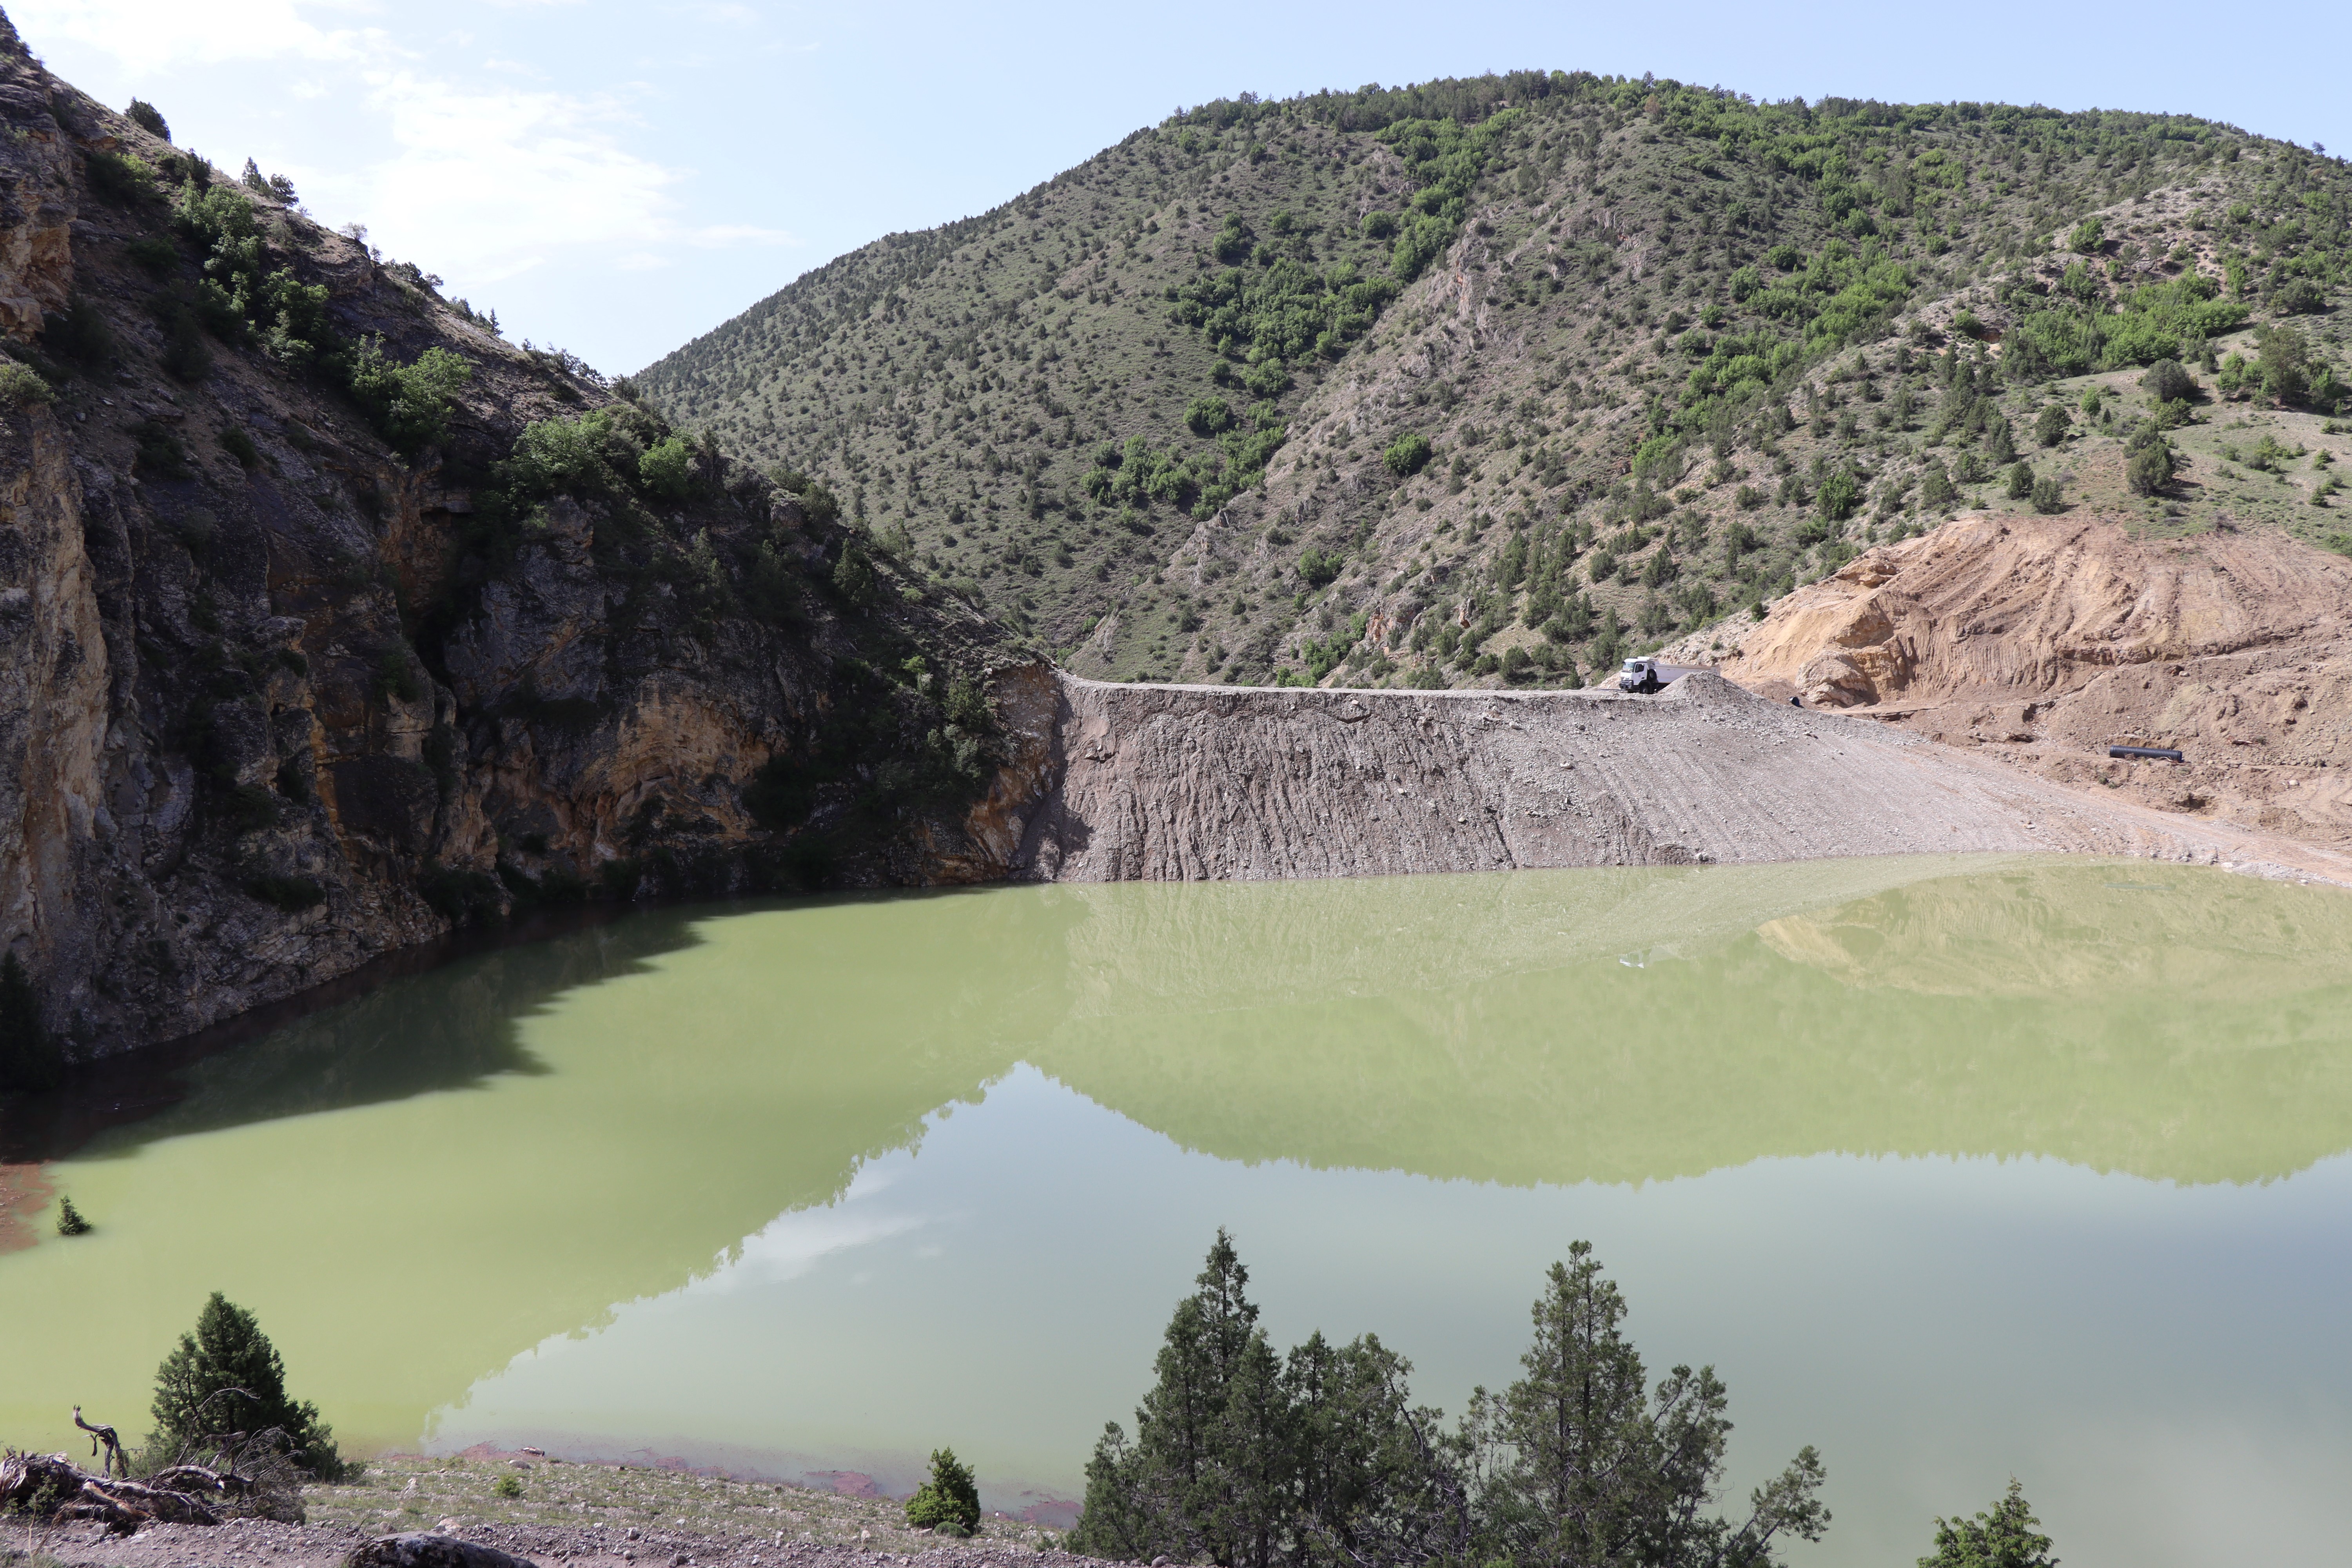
[639,73,2352,687]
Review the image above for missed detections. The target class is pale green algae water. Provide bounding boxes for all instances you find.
[7,855,2352,1568]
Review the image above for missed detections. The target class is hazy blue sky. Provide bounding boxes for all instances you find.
[13,1,2345,375]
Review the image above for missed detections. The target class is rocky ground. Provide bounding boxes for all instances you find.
[6,1452,1079,1568]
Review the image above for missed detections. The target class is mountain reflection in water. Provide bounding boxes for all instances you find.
[4,856,2350,1568]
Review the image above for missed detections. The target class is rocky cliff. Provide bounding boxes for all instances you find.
[0,21,1045,1067]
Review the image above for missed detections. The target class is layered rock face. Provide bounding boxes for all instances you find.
[1706,514,2352,845]
[0,29,1043,1061]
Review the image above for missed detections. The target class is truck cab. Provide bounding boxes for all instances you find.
[1618,657,1663,694]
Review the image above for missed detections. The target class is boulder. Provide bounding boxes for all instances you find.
[344,1532,538,1568]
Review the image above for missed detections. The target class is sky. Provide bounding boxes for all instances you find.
[11,0,2345,377]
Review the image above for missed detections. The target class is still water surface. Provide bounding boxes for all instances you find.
[5,856,2352,1568]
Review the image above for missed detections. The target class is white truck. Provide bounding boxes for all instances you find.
[1617,657,1666,693]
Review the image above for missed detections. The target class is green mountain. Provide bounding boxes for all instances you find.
[639,73,2352,687]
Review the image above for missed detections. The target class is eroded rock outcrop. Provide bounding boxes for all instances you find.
[1705,513,2352,846]
[0,30,1045,1063]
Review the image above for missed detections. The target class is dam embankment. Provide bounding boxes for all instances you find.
[1004,671,2347,882]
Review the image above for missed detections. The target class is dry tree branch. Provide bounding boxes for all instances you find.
[72,1407,127,1479]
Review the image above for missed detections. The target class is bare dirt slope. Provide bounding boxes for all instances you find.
[1016,671,2339,884]
[1689,514,2352,847]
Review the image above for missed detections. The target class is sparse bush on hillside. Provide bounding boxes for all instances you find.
[2256,324,2311,405]
[2141,358,2195,403]
[42,294,115,367]
[343,339,471,456]
[2005,271,2246,381]
[1816,466,1862,522]
[2125,423,2178,495]
[1986,415,2017,465]
[2068,216,2106,254]
[1384,431,1432,476]
[639,434,695,499]
[125,98,169,140]
[1297,547,1343,588]
[1919,461,1955,508]
[831,543,878,607]
[2030,473,2065,513]
[1184,395,1233,436]
[2270,277,2324,316]
[2032,404,2071,446]
[0,358,55,409]
[903,1449,980,1537]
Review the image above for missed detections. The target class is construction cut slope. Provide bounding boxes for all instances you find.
[1693,514,2352,846]
[1012,670,2327,883]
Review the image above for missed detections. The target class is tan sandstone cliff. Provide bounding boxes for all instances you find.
[1701,512,2352,845]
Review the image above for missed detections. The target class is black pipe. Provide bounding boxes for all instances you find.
[2109,745,2184,762]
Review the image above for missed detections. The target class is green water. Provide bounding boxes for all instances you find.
[6,856,2352,1568]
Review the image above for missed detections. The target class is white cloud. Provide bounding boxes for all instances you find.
[13,0,803,364]
[9,0,379,74]
[337,69,681,281]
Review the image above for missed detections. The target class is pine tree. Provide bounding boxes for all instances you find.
[150,1293,344,1478]
[1463,1242,1828,1568]
[904,1448,981,1536]
[1917,1479,2057,1568]
[1071,1231,1296,1566]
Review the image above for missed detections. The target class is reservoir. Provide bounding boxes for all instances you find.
[5,856,2350,1568]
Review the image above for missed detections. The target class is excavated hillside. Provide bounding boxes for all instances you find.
[1685,511,2352,846]
[1013,670,2344,883]
[0,18,1047,1068]
[639,72,2350,695]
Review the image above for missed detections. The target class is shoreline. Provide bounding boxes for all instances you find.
[9,1450,1081,1568]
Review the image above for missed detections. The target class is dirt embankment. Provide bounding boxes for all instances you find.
[1691,514,2352,849]
[1014,671,2335,884]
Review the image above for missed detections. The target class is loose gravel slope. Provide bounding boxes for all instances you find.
[1015,671,2339,882]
